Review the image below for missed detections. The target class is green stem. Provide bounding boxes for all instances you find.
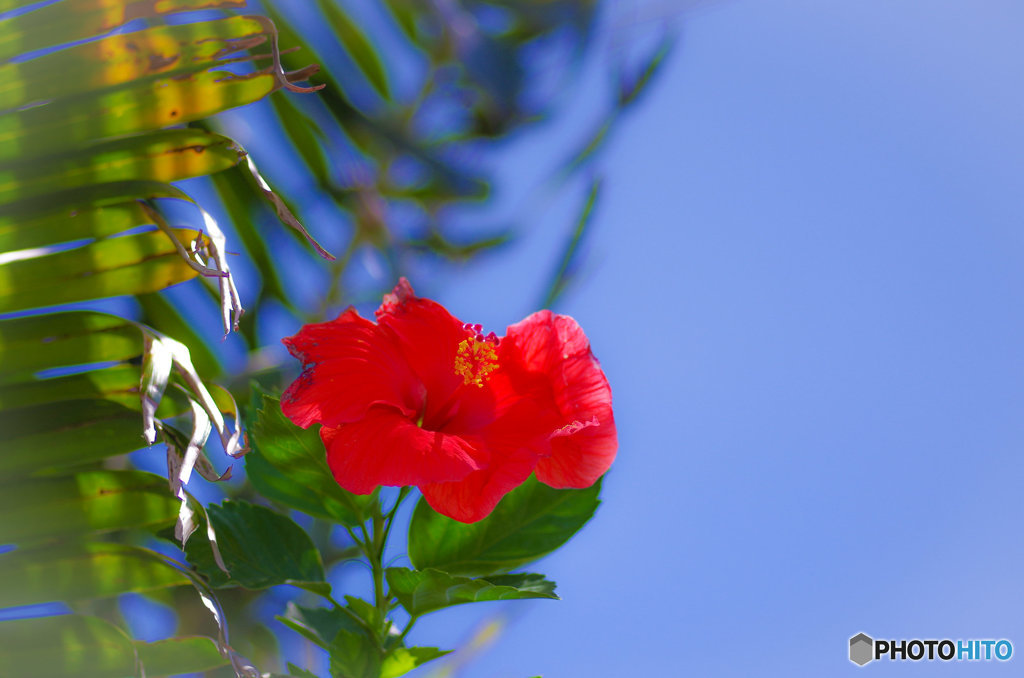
[381,487,411,548]
[357,521,372,555]
[398,615,418,644]
[343,524,365,551]
[370,505,387,628]
[352,490,414,640]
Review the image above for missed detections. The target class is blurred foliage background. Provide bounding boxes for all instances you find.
[0,0,670,676]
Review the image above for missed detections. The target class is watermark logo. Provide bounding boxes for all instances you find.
[849,633,1013,666]
[850,633,873,666]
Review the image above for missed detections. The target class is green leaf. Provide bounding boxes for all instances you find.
[541,176,601,308]
[286,662,323,677]
[382,0,423,45]
[617,33,675,108]
[0,177,184,221]
[269,91,332,186]
[0,199,151,253]
[316,0,391,99]
[0,16,269,111]
[0,180,215,263]
[1,68,282,163]
[184,500,327,591]
[0,470,178,544]
[0,614,137,678]
[0,228,204,314]
[344,596,384,639]
[264,4,487,199]
[385,568,557,617]
[278,601,369,650]
[0,0,247,64]
[0,543,191,608]
[247,392,375,526]
[0,364,142,411]
[135,635,231,677]
[0,311,141,385]
[407,227,512,262]
[478,572,559,592]
[0,399,146,477]
[381,646,450,678]
[0,128,245,205]
[408,476,602,576]
[329,628,381,678]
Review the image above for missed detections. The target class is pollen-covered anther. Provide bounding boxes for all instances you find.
[454,337,499,387]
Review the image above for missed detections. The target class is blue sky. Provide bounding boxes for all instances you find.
[414,1,1024,676]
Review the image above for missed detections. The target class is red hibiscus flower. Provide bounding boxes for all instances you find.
[281,279,616,523]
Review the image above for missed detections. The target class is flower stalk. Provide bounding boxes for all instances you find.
[370,503,387,632]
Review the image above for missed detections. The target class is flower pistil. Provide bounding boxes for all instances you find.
[454,324,500,387]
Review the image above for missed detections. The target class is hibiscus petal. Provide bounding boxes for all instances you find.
[375,279,474,419]
[419,394,553,523]
[538,417,618,488]
[504,310,617,488]
[281,308,422,428]
[321,407,487,495]
[420,445,539,523]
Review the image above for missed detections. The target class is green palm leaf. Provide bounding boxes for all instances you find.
[0,2,323,675]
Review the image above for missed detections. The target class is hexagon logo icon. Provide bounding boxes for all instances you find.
[850,633,874,666]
